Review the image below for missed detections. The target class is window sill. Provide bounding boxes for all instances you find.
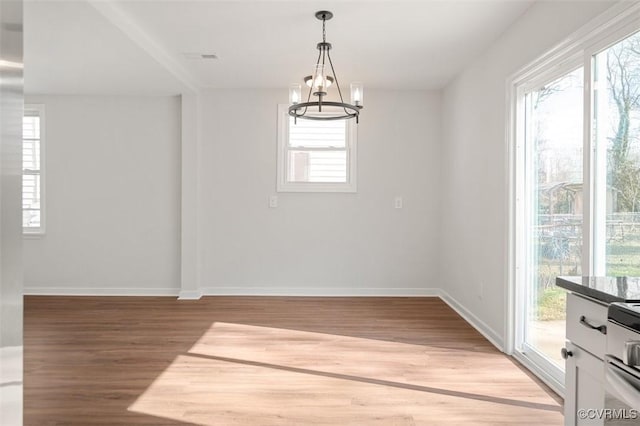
[277,182,357,193]
[23,232,45,239]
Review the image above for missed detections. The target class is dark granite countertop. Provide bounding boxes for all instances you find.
[556,276,640,304]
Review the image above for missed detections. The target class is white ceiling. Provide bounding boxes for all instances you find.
[24,1,189,95]
[25,0,534,95]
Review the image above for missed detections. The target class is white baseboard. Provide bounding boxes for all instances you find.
[23,287,180,297]
[438,289,505,352]
[178,289,203,300]
[200,287,442,297]
[24,286,440,298]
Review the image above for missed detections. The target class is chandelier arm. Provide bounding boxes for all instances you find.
[306,48,322,104]
[288,101,360,121]
[326,50,349,115]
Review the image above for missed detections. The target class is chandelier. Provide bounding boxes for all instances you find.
[288,11,363,123]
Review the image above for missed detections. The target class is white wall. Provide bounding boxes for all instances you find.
[440,1,614,347]
[23,95,181,294]
[199,89,441,295]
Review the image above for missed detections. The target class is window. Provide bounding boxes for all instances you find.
[519,66,584,384]
[592,30,640,276]
[23,105,44,234]
[277,104,357,192]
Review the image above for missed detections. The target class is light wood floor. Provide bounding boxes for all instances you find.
[24,296,563,425]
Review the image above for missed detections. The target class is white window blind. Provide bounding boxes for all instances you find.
[23,105,44,234]
[277,105,357,192]
[288,117,347,183]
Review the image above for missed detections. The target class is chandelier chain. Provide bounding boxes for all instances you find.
[322,18,326,43]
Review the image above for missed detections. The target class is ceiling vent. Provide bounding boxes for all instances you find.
[182,52,218,60]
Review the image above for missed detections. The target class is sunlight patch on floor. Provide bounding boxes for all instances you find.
[128,323,562,425]
[189,321,432,380]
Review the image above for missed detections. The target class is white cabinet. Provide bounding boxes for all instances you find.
[564,342,605,425]
[564,293,608,426]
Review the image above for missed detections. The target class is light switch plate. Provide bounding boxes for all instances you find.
[269,195,278,208]
[394,197,403,209]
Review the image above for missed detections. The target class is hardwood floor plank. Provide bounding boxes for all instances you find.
[24,296,562,425]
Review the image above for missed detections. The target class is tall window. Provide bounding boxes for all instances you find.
[23,105,44,234]
[277,105,357,192]
[520,66,584,382]
[593,31,640,276]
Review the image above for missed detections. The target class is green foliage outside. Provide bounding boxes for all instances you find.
[607,234,640,276]
[536,233,640,321]
[536,287,567,321]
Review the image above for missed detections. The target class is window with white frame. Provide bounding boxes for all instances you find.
[23,105,44,234]
[277,104,357,192]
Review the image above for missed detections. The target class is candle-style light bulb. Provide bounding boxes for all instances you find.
[312,64,328,94]
[289,83,301,105]
[350,82,364,107]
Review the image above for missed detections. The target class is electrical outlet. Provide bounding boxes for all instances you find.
[269,195,278,208]
[394,197,403,209]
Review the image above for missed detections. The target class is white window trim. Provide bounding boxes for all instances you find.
[506,1,640,396]
[276,104,357,193]
[23,103,45,237]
